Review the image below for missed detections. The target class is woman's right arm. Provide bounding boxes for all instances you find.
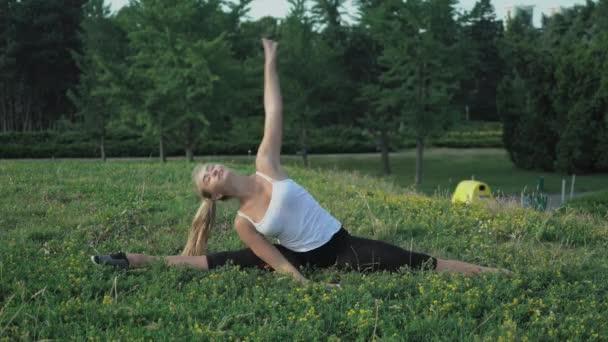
[256,39,287,179]
[234,217,308,284]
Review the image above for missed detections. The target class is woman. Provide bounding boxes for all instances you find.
[92,39,506,282]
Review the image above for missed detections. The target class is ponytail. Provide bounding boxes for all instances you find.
[182,198,216,256]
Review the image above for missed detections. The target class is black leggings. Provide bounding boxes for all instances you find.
[207,228,437,272]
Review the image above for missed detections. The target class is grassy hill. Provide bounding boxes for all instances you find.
[0,160,606,340]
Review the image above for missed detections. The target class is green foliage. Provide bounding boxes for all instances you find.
[459,0,504,121]
[4,0,606,182]
[278,0,341,163]
[68,0,127,161]
[361,0,462,181]
[110,0,244,162]
[552,2,608,174]
[498,11,558,171]
[499,1,608,173]
[0,0,84,131]
[0,123,505,158]
[1,161,607,339]
[431,121,503,148]
[0,125,379,158]
[563,191,608,219]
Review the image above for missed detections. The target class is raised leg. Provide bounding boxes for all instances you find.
[256,39,284,165]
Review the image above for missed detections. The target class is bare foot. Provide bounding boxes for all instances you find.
[436,258,512,276]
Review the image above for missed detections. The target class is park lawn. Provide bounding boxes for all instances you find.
[203,148,608,196]
[1,160,607,340]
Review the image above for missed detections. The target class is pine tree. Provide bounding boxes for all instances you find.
[280,0,333,166]
[461,0,504,121]
[121,0,237,162]
[364,0,460,185]
[69,0,126,161]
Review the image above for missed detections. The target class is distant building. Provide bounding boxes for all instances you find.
[547,7,563,17]
[505,4,535,27]
[506,5,535,21]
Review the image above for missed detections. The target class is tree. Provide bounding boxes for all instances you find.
[551,2,607,173]
[280,0,333,166]
[460,0,504,121]
[168,36,239,162]
[355,0,396,175]
[310,0,353,127]
[0,0,18,132]
[595,0,608,170]
[364,0,461,185]
[498,1,608,173]
[502,11,559,170]
[119,0,237,162]
[0,0,85,131]
[69,0,126,161]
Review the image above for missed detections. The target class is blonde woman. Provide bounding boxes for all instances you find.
[92,39,506,282]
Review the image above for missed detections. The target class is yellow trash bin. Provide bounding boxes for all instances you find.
[451,180,493,204]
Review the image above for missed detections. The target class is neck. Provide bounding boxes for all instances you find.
[222,173,261,205]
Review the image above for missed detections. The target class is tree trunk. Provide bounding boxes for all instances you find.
[159,125,166,163]
[9,92,15,131]
[301,125,308,167]
[186,146,193,162]
[100,134,106,162]
[1,84,6,132]
[379,129,391,175]
[185,120,194,162]
[415,136,424,188]
[302,148,308,167]
[100,116,106,162]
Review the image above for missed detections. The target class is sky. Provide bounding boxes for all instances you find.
[107,0,588,27]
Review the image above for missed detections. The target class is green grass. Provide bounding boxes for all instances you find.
[563,191,608,218]
[209,148,608,196]
[1,160,607,340]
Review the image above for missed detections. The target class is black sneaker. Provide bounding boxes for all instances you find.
[91,252,130,269]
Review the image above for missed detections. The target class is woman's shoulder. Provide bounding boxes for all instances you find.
[254,159,288,181]
[255,167,289,183]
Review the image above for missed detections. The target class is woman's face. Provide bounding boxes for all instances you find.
[195,163,230,199]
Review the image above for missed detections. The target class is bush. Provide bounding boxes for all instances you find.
[0,122,504,159]
[0,126,379,158]
[307,126,378,153]
[430,121,503,148]
[593,123,608,170]
[498,3,608,173]
[564,191,608,218]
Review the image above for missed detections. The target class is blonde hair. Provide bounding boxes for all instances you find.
[182,198,216,256]
[182,163,216,256]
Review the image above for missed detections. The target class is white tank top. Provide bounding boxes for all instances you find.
[237,171,342,252]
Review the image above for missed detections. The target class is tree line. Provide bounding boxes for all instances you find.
[1,0,606,180]
[498,1,608,174]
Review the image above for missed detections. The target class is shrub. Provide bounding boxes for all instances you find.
[0,122,504,159]
[563,191,608,218]
[498,2,607,173]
